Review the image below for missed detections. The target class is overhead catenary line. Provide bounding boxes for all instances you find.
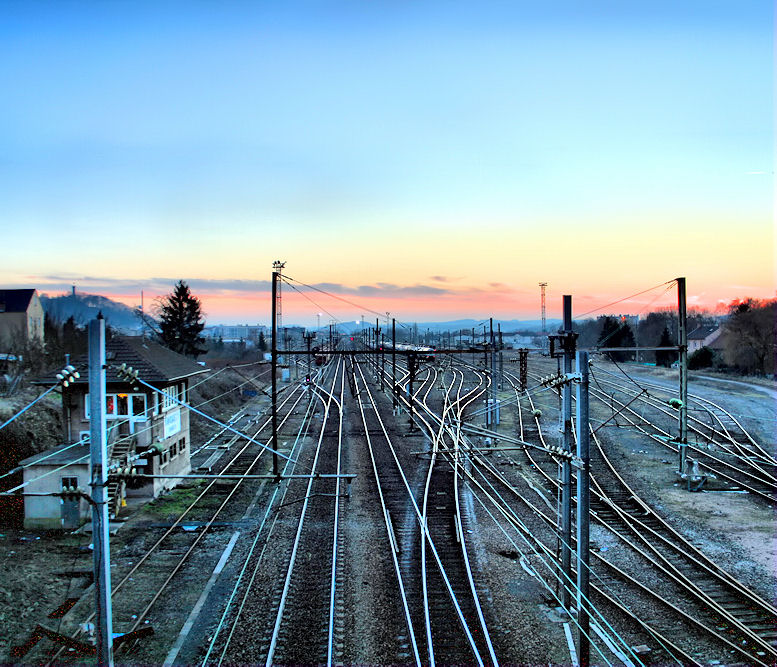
[283,275,412,330]
[575,279,677,319]
[281,279,342,326]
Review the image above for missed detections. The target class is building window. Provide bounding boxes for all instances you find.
[85,392,148,421]
[61,476,78,489]
[162,386,178,411]
[132,394,147,420]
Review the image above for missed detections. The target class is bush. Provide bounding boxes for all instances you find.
[688,346,715,370]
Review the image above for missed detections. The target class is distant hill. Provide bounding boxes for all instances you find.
[41,293,144,334]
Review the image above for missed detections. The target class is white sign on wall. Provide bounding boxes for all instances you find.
[164,409,181,439]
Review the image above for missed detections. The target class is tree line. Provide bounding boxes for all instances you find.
[572,298,775,376]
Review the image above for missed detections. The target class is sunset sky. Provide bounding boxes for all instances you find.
[1,1,773,326]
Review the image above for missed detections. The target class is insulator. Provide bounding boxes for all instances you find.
[72,371,80,379]
[65,365,76,373]
[56,373,65,381]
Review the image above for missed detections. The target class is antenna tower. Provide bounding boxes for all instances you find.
[539,282,548,333]
[273,260,286,329]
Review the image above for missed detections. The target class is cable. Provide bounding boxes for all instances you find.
[575,280,676,319]
[283,275,411,330]
[130,376,298,467]
[281,280,341,326]
[0,383,60,432]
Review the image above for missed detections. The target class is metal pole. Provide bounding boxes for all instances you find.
[392,318,397,410]
[576,350,590,666]
[489,318,496,428]
[561,295,573,609]
[271,268,279,478]
[381,333,386,392]
[677,277,688,473]
[88,317,113,666]
[408,354,415,431]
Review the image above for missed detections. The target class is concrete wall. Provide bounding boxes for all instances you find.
[23,462,90,530]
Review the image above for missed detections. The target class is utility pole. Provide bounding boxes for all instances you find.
[392,319,397,411]
[489,318,497,428]
[381,333,386,392]
[407,354,417,431]
[303,332,314,382]
[677,277,688,474]
[271,261,285,479]
[519,348,528,392]
[576,350,591,667]
[88,317,113,666]
[560,295,574,609]
[497,323,503,390]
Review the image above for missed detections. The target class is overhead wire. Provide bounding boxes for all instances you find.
[283,274,412,330]
[575,280,677,319]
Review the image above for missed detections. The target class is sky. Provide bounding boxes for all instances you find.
[0,1,773,326]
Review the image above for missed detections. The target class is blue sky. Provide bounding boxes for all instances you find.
[0,1,772,324]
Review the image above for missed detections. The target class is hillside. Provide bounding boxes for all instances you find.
[41,293,144,333]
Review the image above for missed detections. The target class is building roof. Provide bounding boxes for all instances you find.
[20,442,91,467]
[37,336,209,386]
[0,289,36,313]
[688,325,720,340]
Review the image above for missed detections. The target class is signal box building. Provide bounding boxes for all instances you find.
[23,337,208,529]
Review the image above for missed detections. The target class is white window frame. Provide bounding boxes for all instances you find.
[85,392,148,421]
[162,386,178,412]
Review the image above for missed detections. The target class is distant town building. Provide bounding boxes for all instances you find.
[23,337,207,529]
[688,325,722,354]
[203,324,267,342]
[0,289,44,347]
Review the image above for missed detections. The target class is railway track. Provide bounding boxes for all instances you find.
[42,378,309,664]
[496,364,777,664]
[358,349,500,664]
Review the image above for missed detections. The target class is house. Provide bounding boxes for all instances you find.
[23,337,208,529]
[688,325,722,354]
[0,289,45,347]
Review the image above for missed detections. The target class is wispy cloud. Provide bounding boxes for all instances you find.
[29,274,456,299]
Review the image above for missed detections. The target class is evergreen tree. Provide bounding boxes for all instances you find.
[158,281,207,358]
[597,316,636,362]
[258,331,267,352]
[655,326,676,368]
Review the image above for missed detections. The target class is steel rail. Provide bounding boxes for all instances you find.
[351,359,422,666]
[590,373,777,477]
[201,390,319,665]
[585,366,776,468]
[520,368,777,624]
[264,356,343,666]
[448,378,747,666]
[353,357,486,664]
[45,382,309,666]
[584,381,777,499]
[510,368,777,663]
[325,361,346,666]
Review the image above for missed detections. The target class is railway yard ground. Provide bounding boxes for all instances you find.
[0,351,775,666]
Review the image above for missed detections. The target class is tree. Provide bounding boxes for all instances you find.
[655,326,676,368]
[688,346,715,370]
[597,316,636,362]
[722,299,776,376]
[158,281,207,359]
[258,331,267,352]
